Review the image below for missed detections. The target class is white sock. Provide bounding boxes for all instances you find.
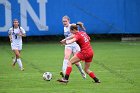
[62,59,69,75]
[76,63,85,74]
[17,58,23,69]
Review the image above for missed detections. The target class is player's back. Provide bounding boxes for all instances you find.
[75,31,92,52]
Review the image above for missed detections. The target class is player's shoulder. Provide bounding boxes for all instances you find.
[69,24,72,26]
[19,27,24,30]
[77,31,84,34]
[80,31,86,34]
[20,27,26,32]
[9,27,13,30]
[76,31,85,37]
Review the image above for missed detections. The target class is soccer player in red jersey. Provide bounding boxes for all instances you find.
[60,16,86,79]
[58,24,100,83]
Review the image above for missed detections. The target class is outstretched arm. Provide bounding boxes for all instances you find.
[66,38,77,44]
[60,36,77,45]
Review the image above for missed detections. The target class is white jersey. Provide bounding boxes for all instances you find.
[64,24,77,46]
[8,27,26,45]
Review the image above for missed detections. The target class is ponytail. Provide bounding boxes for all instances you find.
[76,22,86,31]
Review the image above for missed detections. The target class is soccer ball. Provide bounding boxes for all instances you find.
[43,72,52,81]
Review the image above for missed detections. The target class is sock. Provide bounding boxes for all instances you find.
[65,67,72,80]
[89,72,99,82]
[76,63,85,74]
[89,72,96,78]
[62,59,69,75]
[17,58,23,69]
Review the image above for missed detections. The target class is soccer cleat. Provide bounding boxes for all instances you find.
[57,78,68,84]
[21,68,24,71]
[12,62,16,66]
[60,71,64,78]
[95,80,101,83]
[92,80,101,83]
[93,78,101,83]
[81,72,86,79]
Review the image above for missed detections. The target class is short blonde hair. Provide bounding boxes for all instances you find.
[62,15,70,21]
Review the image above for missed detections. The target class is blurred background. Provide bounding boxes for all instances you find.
[0,0,140,42]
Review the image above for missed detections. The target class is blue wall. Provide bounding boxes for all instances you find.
[0,0,140,36]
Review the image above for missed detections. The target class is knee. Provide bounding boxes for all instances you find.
[16,53,20,58]
[75,62,79,66]
[67,61,72,67]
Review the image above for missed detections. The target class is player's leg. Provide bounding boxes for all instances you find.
[75,62,86,78]
[12,55,17,66]
[18,50,24,71]
[11,44,17,66]
[13,45,24,71]
[73,46,86,79]
[84,62,100,83]
[61,46,72,76]
[18,45,24,71]
[58,55,81,83]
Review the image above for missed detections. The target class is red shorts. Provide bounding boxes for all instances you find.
[76,49,94,62]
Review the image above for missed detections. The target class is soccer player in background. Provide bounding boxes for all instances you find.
[58,24,100,83]
[60,15,86,79]
[8,19,26,71]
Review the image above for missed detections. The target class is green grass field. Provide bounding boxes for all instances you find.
[0,41,140,93]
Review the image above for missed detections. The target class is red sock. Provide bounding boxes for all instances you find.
[66,67,72,75]
[89,72,96,78]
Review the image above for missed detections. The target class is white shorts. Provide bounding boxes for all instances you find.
[65,44,80,54]
[11,43,22,50]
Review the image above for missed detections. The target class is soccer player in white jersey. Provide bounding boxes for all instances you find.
[8,19,26,71]
[60,15,86,79]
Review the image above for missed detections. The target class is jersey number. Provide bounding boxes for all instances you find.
[81,33,88,42]
[12,32,17,39]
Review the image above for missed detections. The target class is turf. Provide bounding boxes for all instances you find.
[0,41,140,93]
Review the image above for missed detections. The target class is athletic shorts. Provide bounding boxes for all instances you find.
[65,44,80,54]
[76,49,94,62]
[11,43,22,50]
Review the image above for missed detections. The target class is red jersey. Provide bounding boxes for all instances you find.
[74,31,92,52]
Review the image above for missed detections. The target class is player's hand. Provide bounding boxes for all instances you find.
[10,38,12,43]
[60,39,66,45]
[16,33,22,36]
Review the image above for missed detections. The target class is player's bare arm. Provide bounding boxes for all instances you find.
[8,30,12,42]
[60,37,76,45]
[9,34,12,42]
[17,33,26,37]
